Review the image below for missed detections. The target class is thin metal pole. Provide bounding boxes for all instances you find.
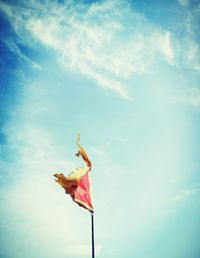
[90,211,95,258]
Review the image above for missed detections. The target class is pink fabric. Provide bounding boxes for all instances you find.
[73,171,93,211]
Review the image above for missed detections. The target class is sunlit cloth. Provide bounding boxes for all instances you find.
[75,133,92,169]
[53,134,93,212]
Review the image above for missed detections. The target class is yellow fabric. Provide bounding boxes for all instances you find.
[75,133,92,169]
[68,166,90,180]
[54,167,90,194]
[54,173,78,194]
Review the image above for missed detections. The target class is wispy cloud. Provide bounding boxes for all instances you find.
[175,37,200,71]
[3,39,42,70]
[173,87,200,107]
[177,0,190,6]
[0,0,182,98]
[173,3,200,71]
[171,188,199,202]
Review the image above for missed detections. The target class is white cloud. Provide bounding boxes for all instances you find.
[177,0,190,6]
[3,39,43,70]
[1,0,200,100]
[173,6,200,71]
[158,31,174,65]
[185,42,200,71]
[0,0,180,99]
[172,188,199,202]
[173,87,200,107]
[2,120,75,172]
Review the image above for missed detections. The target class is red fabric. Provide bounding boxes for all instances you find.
[73,171,93,212]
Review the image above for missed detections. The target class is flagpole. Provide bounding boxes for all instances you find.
[90,211,95,258]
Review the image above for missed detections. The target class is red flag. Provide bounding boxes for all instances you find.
[54,134,93,212]
[73,167,93,211]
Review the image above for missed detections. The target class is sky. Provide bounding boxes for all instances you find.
[0,0,200,257]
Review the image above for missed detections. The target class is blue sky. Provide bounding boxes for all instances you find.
[0,0,200,257]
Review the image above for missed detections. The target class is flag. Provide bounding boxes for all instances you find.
[54,134,93,212]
